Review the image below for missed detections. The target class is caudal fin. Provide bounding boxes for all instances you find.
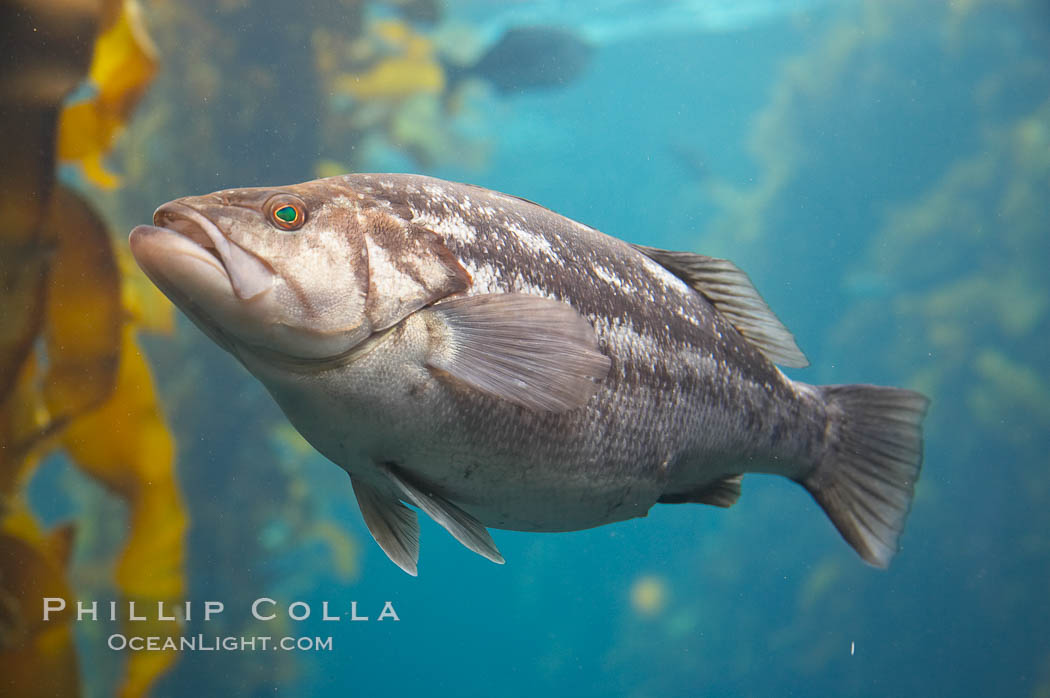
[802,384,930,568]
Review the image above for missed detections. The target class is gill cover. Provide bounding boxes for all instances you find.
[130,176,471,362]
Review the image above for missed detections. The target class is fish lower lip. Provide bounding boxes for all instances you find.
[152,202,275,300]
[158,215,223,264]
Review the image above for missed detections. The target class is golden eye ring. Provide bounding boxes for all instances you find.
[265,195,307,231]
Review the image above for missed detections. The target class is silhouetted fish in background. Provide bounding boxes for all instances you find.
[463,0,839,43]
[451,25,593,93]
[129,173,929,576]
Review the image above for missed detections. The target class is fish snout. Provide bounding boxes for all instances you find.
[151,201,275,301]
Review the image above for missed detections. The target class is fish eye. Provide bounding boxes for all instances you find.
[266,195,307,231]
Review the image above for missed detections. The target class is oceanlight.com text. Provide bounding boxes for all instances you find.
[107,633,333,652]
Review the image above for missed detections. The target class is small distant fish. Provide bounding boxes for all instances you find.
[130,174,929,575]
[466,0,841,44]
[452,25,593,93]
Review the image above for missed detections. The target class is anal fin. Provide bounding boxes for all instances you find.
[659,475,743,508]
[351,476,420,576]
[384,465,505,565]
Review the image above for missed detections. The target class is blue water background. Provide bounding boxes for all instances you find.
[30,1,1049,695]
[304,6,1043,695]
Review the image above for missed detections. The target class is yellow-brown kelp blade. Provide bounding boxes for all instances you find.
[329,18,445,100]
[41,185,123,427]
[1,1,184,696]
[0,521,80,698]
[0,0,97,401]
[57,0,158,189]
[62,327,187,698]
[39,183,186,698]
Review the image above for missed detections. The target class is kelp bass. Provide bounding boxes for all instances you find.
[130,174,929,575]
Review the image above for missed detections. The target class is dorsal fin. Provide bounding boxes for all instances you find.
[631,244,809,368]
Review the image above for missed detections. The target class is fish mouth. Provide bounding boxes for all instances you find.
[130,200,369,365]
[139,202,275,301]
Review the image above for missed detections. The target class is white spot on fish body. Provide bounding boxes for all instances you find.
[422,183,450,200]
[591,314,670,368]
[589,263,642,296]
[466,261,503,295]
[591,264,620,287]
[674,304,702,327]
[505,221,559,262]
[365,235,426,299]
[637,253,693,298]
[413,211,477,245]
[467,261,559,301]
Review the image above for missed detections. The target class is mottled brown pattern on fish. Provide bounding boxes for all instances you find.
[357,205,471,332]
[335,175,823,500]
[190,184,376,334]
[131,172,928,569]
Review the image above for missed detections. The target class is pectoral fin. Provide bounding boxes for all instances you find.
[425,293,611,412]
[351,476,420,576]
[384,465,505,565]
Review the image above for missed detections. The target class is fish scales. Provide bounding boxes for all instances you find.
[129,173,929,574]
[349,174,813,474]
[287,174,827,533]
